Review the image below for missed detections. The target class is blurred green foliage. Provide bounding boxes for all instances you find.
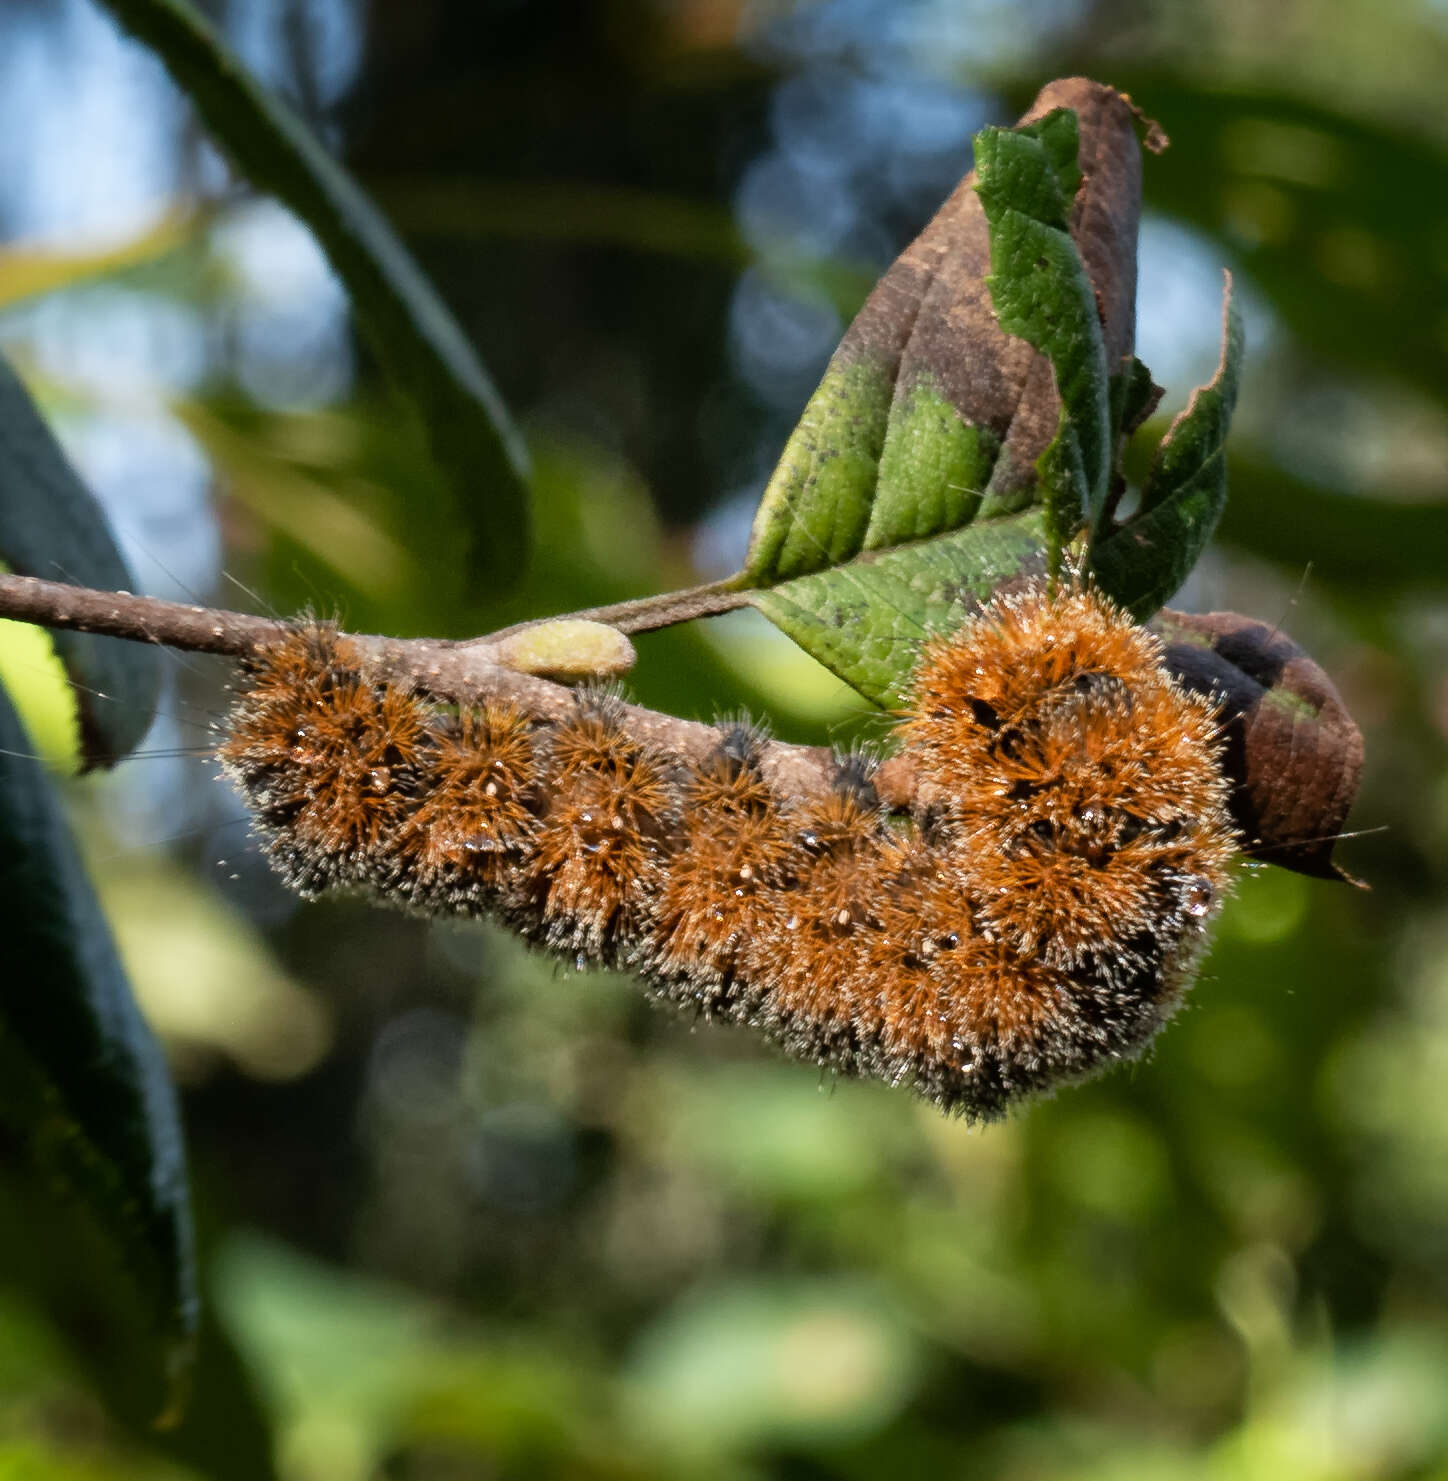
[1,0,1446,1478]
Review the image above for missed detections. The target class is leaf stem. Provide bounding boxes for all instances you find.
[464,578,753,644]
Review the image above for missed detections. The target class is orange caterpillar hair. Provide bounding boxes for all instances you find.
[220,585,1237,1119]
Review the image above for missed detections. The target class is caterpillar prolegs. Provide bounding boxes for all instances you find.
[219,585,1238,1119]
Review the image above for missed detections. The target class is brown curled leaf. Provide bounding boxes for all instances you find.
[1154,608,1364,880]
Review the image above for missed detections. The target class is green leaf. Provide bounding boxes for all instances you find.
[974,110,1112,534]
[0,212,196,311]
[751,509,1049,709]
[626,1277,921,1456]
[0,686,197,1418]
[864,377,1003,546]
[977,109,1084,225]
[1091,273,1243,618]
[172,398,413,601]
[0,352,161,769]
[742,359,896,584]
[742,82,1143,594]
[1109,355,1164,446]
[93,0,530,586]
[1033,406,1089,575]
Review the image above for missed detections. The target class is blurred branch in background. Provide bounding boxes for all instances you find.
[95,0,532,592]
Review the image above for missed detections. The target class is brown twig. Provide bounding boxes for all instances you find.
[0,572,844,800]
[0,572,289,657]
[459,578,752,644]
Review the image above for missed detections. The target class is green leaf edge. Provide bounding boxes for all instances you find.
[1090,272,1243,619]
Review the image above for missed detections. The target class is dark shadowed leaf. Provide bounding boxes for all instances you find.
[0,686,197,1414]
[0,1164,277,1477]
[741,78,1144,590]
[1155,607,1363,877]
[1092,274,1243,617]
[1109,355,1164,448]
[0,352,161,769]
[1217,454,1448,594]
[94,0,530,586]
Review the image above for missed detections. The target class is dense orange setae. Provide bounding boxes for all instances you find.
[219,585,1238,1119]
[399,703,539,901]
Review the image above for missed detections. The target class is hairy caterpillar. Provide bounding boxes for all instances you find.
[219,584,1237,1119]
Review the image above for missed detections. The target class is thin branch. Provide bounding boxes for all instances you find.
[465,577,752,644]
[0,572,845,801]
[0,572,288,656]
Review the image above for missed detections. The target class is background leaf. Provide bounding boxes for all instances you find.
[0,686,197,1417]
[0,213,195,311]
[0,352,161,769]
[1217,456,1448,594]
[1112,77,1448,406]
[93,0,531,588]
